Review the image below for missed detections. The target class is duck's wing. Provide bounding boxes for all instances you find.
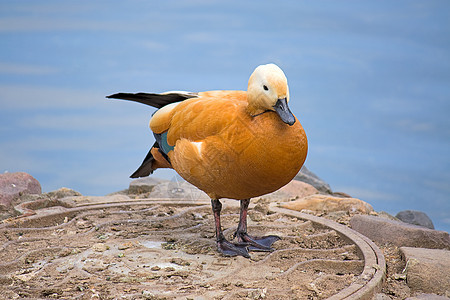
[106,91,198,109]
[151,91,247,140]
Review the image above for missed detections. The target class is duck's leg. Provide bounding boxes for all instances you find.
[234,199,280,251]
[211,199,250,258]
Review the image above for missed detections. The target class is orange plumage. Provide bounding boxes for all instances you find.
[153,91,307,200]
[108,63,308,258]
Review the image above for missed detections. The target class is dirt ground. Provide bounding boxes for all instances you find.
[315,210,412,299]
[0,197,375,300]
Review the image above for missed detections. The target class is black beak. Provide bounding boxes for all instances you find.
[273,98,296,126]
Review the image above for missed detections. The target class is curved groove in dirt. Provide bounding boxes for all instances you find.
[0,198,385,299]
[270,204,386,300]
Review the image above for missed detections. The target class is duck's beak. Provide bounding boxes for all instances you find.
[273,98,296,126]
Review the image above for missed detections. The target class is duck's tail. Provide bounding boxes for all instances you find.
[108,91,195,178]
[106,91,198,108]
[130,140,173,178]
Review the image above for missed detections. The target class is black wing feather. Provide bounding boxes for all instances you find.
[130,142,158,178]
[106,92,197,109]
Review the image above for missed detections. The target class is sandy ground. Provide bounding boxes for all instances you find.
[0,198,371,299]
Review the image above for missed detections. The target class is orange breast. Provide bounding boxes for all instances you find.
[169,105,307,200]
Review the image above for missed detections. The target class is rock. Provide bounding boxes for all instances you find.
[142,290,155,299]
[149,179,209,200]
[350,215,450,249]
[261,180,319,201]
[118,242,134,250]
[0,172,41,209]
[46,187,82,199]
[396,210,435,229]
[278,180,319,198]
[294,166,332,194]
[282,194,373,214]
[377,211,400,221]
[92,243,109,252]
[128,177,165,195]
[406,294,450,300]
[400,247,450,295]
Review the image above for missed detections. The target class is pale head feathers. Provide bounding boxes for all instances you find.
[247,63,290,115]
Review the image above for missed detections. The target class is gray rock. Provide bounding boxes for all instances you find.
[396,210,435,229]
[350,215,450,249]
[294,166,332,194]
[149,178,209,200]
[128,177,166,195]
[0,172,41,209]
[400,247,450,295]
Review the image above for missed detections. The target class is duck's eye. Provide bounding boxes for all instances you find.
[263,85,269,91]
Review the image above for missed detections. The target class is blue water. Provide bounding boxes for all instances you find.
[1,1,449,231]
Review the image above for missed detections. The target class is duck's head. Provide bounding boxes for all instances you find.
[247,63,295,126]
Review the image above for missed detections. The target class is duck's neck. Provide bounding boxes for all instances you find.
[246,95,269,117]
[246,104,266,117]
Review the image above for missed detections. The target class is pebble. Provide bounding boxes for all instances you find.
[118,242,133,250]
[91,243,109,252]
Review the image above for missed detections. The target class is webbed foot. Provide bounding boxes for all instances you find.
[235,232,280,252]
[217,239,250,258]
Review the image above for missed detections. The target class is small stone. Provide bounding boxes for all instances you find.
[396,210,435,229]
[82,260,108,273]
[192,212,204,220]
[150,266,161,271]
[282,194,373,214]
[118,241,133,250]
[76,220,92,229]
[350,215,450,249]
[142,290,155,299]
[392,273,407,280]
[249,211,264,222]
[400,247,450,295]
[162,242,177,250]
[92,243,109,252]
[170,257,190,266]
[248,288,267,299]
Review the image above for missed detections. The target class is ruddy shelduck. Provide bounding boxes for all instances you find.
[108,63,308,258]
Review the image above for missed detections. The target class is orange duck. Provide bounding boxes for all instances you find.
[108,63,308,258]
